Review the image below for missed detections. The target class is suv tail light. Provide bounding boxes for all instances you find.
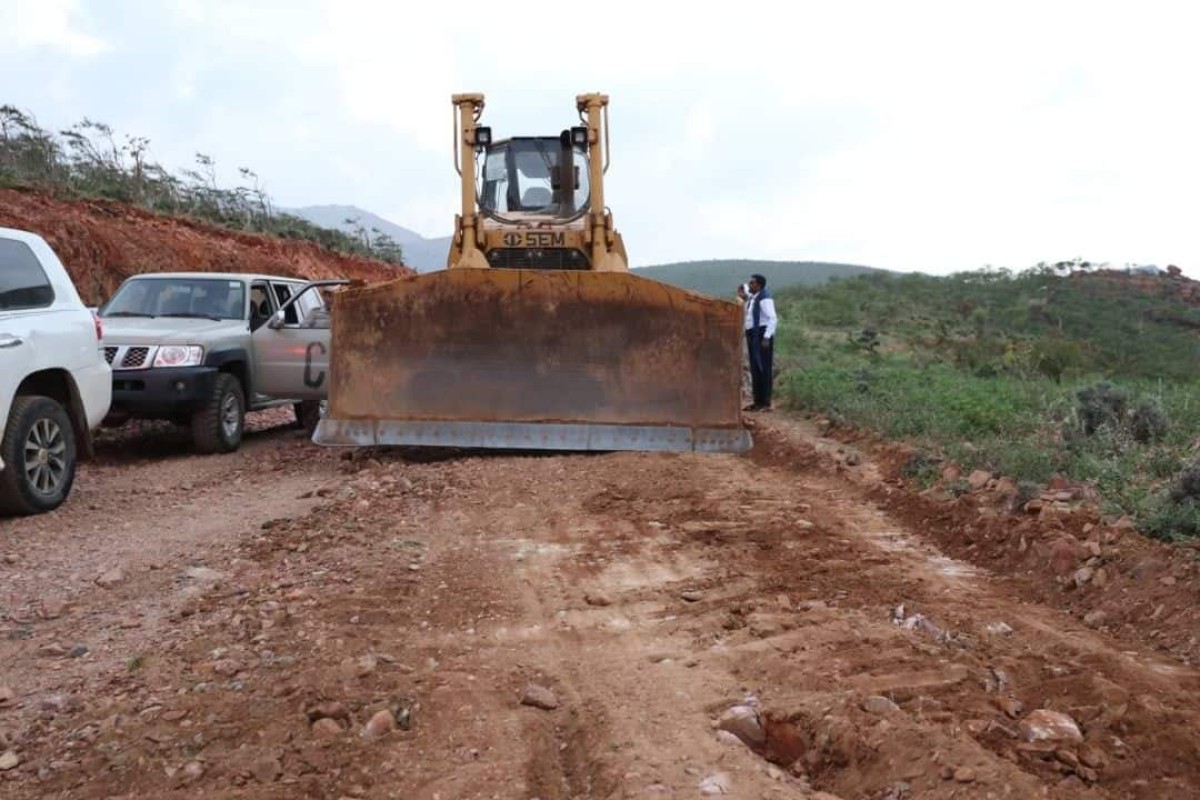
[92,311,102,341]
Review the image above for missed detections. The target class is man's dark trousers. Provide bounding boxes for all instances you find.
[746,326,773,408]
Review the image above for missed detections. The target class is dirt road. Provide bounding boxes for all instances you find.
[2,412,1199,799]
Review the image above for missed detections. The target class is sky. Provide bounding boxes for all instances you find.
[2,0,1198,274]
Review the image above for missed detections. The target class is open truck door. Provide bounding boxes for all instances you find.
[250,279,349,402]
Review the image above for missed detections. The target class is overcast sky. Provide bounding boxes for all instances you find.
[3,0,1198,273]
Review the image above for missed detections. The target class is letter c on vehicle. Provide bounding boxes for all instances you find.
[304,341,326,388]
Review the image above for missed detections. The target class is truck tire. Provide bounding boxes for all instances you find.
[0,395,78,515]
[294,399,324,436]
[191,373,245,454]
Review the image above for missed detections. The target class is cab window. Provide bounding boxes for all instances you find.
[271,282,301,325]
[249,282,275,330]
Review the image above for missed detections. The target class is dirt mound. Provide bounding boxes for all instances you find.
[0,188,405,305]
[755,416,1200,667]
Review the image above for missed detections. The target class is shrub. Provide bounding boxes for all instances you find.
[1130,398,1169,444]
[1170,458,1200,504]
[1076,381,1128,435]
[901,451,938,484]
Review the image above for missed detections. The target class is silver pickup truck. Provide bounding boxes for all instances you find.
[96,272,342,453]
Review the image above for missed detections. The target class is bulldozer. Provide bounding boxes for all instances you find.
[312,92,752,453]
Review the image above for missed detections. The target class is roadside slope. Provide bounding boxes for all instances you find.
[0,188,405,306]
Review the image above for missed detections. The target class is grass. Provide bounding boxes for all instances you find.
[772,267,1200,540]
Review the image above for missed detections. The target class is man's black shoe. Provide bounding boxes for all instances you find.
[743,404,760,412]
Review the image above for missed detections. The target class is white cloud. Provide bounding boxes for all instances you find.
[6,0,108,57]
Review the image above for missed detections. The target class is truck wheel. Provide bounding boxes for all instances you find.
[191,373,245,454]
[294,399,324,435]
[0,396,78,515]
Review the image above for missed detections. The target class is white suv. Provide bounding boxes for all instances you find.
[0,228,111,515]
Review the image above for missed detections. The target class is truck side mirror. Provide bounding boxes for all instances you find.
[267,309,286,330]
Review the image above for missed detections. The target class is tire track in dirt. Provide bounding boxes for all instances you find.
[3,417,1200,798]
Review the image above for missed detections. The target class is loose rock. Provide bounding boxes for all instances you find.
[680,590,705,602]
[42,599,67,619]
[861,695,901,715]
[968,470,992,491]
[96,568,126,588]
[251,757,282,783]
[184,566,225,583]
[1079,744,1108,769]
[985,621,1014,636]
[0,686,15,707]
[1020,710,1083,743]
[212,659,241,677]
[698,772,732,795]
[361,709,396,739]
[520,684,559,711]
[1073,567,1095,589]
[954,767,977,783]
[1049,537,1082,575]
[311,718,343,738]
[996,696,1023,719]
[68,643,88,659]
[715,704,765,746]
[306,701,351,724]
[1084,610,1108,628]
[715,730,746,747]
[0,750,19,771]
[583,592,612,607]
[342,654,377,679]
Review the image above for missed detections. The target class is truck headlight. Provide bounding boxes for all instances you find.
[153,345,204,367]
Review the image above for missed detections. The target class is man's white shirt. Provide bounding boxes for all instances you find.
[744,293,777,339]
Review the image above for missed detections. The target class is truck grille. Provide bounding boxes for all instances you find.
[486,248,589,270]
[121,347,150,368]
[103,345,157,371]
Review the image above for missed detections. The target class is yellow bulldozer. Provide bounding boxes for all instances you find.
[312,92,752,453]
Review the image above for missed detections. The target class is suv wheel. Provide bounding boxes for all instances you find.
[191,373,245,454]
[0,396,78,515]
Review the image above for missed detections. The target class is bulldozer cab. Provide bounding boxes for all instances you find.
[479,136,587,219]
[311,93,752,454]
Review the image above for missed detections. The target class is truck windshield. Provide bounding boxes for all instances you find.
[101,278,246,321]
[479,138,590,218]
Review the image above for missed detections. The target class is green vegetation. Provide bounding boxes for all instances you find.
[0,105,404,265]
[773,265,1200,540]
[634,258,885,297]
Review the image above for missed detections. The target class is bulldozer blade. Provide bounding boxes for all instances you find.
[313,269,752,453]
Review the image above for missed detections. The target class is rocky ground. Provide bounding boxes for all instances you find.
[2,409,1199,799]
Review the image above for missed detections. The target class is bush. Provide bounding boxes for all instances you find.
[1076,381,1128,435]
[1170,458,1200,504]
[1130,398,1169,444]
[900,451,938,483]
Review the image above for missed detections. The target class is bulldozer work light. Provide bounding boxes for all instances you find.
[570,126,588,146]
[474,126,492,148]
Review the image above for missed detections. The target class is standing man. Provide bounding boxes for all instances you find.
[743,273,777,411]
[735,283,752,405]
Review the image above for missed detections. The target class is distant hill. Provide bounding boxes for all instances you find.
[283,205,452,271]
[632,259,887,297]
